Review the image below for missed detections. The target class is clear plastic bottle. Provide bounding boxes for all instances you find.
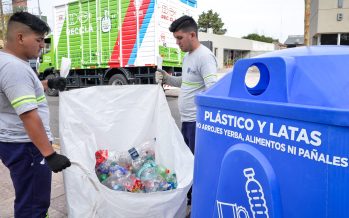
[109,164,129,178]
[127,139,156,173]
[136,160,160,193]
[102,176,126,191]
[122,174,144,192]
[142,178,158,193]
[137,160,157,180]
[157,175,171,191]
[131,157,144,173]
[102,170,145,192]
[95,160,113,178]
[137,140,156,161]
[113,152,133,171]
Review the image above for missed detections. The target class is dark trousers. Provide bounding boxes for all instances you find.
[181,121,196,204]
[0,142,52,218]
[181,122,196,154]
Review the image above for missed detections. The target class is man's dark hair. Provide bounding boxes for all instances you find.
[8,11,50,35]
[169,15,198,35]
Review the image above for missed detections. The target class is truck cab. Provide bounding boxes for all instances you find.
[37,34,59,96]
[38,34,55,80]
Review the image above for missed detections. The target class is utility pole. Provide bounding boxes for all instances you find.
[37,0,41,19]
[304,0,311,46]
[0,0,5,41]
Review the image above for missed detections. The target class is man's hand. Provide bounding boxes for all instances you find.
[155,69,168,84]
[47,77,66,91]
[45,152,71,173]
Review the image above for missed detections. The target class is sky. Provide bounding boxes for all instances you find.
[27,0,305,43]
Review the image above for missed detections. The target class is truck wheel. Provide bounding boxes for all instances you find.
[45,74,59,96]
[108,74,128,85]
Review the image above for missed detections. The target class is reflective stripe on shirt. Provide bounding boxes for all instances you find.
[11,95,37,108]
[203,73,218,82]
[182,80,202,88]
[36,95,46,104]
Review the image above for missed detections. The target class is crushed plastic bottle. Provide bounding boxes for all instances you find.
[142,176,161,193]
[95,149,109,167]
[156,175,172,191]
[96,160,113,177]
[137,160,157,180]
[115,152,133,171]
[95,139,178,193]
[128,139,156,173]
[137,160,163,193]
[109,164,129,178]
[102,176,127,191]
[137,140,156,161]
[123,174,144,192]
[166,173,178,190]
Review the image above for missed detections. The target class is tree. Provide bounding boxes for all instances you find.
[242,33,279,43]
[198,10,227,35]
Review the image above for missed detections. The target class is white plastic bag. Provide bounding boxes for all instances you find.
[59,85,193,218]
[59,57,71,78]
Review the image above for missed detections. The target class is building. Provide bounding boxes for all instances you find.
[198,32,275,69]
[12,0,27,12]
[284,35,305,48]
[310,0,349,45]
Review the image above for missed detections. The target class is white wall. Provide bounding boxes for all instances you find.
[198,32,275,69]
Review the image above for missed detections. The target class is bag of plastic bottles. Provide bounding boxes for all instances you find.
[60,85,193,218]
[95,145,178,193]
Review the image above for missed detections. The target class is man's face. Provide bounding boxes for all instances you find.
[173,30,195,52]
[20,31,45,60]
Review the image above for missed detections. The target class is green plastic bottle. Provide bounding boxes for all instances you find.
[156,164,170,179]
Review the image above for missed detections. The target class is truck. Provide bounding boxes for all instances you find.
[39,0,197,95]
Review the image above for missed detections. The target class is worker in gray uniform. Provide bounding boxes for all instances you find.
[156,15,218,205]
[0,12,70,217]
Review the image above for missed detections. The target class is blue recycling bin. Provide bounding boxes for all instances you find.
[192,46,349,218]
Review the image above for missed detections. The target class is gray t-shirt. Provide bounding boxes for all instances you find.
[0,51,53,142]
[166,44,218,122]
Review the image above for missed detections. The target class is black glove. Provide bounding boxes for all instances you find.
[47,77,66,91]
[45,152,71,173]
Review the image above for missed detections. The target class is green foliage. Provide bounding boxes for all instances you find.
[198,10,227,35]
[243,33,279,43]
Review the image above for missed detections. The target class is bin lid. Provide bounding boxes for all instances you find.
[196,46,349,126]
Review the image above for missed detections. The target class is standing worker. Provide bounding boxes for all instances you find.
[0,12,71,217]
[156,15,218,205]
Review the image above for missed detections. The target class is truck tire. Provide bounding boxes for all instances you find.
[45,74,59,96]
[108,74,128,85]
